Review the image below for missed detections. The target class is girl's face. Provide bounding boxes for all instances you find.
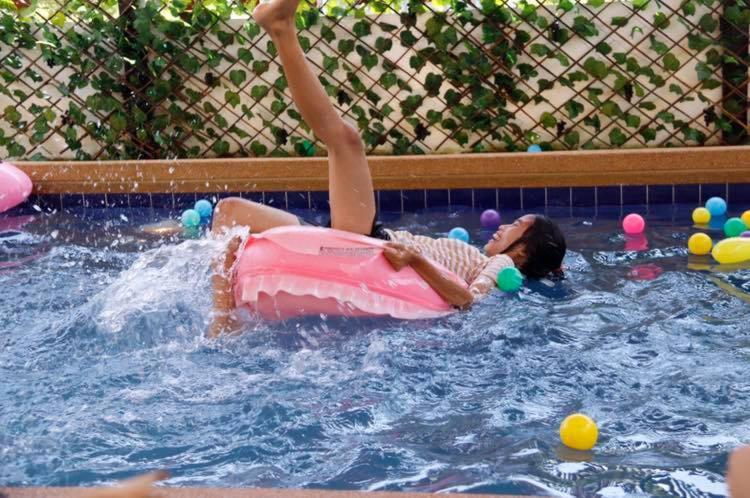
[484,214,535,257]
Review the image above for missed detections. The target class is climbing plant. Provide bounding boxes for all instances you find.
[0,0,747,160]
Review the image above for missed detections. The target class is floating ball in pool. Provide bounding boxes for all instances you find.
[181,209,201,228]
[688,233,712,255]
[480,209,501,229]
[527,144,542,153]
[622,213,645,234]
[742,210,750,228]
[496,267,523,292]
[194,199,213,218]
[692,207,711,225]
[448,227,470,243]
[560,413,598,451]
[705,197,727,217]
[724,217,748,238]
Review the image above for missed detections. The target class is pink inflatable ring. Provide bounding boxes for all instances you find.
[0,162,32,213]
[233,226,467,320]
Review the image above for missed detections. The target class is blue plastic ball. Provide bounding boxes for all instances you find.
[705,197,727,217]
[181,209,201,228]
[194,199,213,218]
[448,227,470,243]
[527,144,542,153]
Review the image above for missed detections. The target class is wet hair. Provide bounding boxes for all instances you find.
[505,215,566,279]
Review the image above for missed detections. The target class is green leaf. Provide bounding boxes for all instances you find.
[109,113,127,132]
[696,61,712,81]
[662,53,680,71]
[238,48,254,64]
[611,17,629,27]
[625,114,641,128]
[688,33,711,52]
[653,12,670,28]
[212,140,230,156]
[251,85,269,101]
[640,128,657,141]
[353,20,371,37]
[338,39,355,56]
[633,0,650,10]
[564,131,580,147]
[229,69,246,87]
[609,128,627,146]
[588,0,605,8]
[682,1,696,16]
[540,112,557,128]
[583,57,608,79]
[225,91,240,108]
[425,73,443,96]
[600,101,622,118]
[699,14,717,32]
[565,100,585,119]
[573,16,598,37]
[380,72,397,89]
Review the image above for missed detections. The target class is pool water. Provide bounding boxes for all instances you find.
[2,201,749,497]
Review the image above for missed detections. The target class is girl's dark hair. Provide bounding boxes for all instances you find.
[505,215,566,279]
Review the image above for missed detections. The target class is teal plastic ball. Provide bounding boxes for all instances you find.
[448,227,470,243]
[497,267,524,292]
[724,217,748,237]
[194,199,213,218]
[705,197,727,217]
[181,209,201,228]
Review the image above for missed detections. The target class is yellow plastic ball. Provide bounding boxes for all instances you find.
[742,210,750,228]
[560,413,598,451]
[688,233,713,255]
[692,207,711,225]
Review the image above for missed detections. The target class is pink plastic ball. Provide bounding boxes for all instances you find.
[480,209,501,229]
[742,231,750,238]
[623,213,645,234]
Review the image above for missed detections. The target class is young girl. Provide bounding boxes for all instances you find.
[209,0,566,336]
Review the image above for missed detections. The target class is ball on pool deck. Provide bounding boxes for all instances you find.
[181,209,201,228]
[742,210,750,228]
[692,207,711,225]
[497,266,524,292]
[194,199,213,218]
[724,217,748,238]
[527,144,542,153]
[560,413,599,451]
[705,196,727,217]
[622,213,645,234]
[688,233,712,255]
[480,209,501,229]
[448,227,470,243]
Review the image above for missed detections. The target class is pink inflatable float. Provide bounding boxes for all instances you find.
[233,226,465,320]
[0,162,32,213]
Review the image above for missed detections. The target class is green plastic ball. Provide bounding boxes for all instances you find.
[724,217,748,237]
[497,267,524,292]
[181,209,201,228]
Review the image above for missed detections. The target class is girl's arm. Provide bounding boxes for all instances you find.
[208,236,243,338]
[383,243,473,309]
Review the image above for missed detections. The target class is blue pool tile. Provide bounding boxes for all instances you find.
[622,185,646,205]
[648,185,673,204]
[674,184,699,204]
[174,193,196,210]
[150,193,174,209]
[32,194,62,211]
[83,194,107,209]
[572,187,595,207]
[498,188,521,210]
[426,189,449,208]
[129,193,152,208]
[242,192,264,203]
[61,194,84,208]
[287,191,310,209]
[473,189,497,210]
[522,188,545,208]
[106,193,129,208]
[378,190,402,212]
[402,189,425,211]
[596,186,621,206]
[310,191,330,212]
[729,183,750,205]
[548,187,571,208]
[701,183,727,203]
[450,189,473,207]
[264,192,287,209]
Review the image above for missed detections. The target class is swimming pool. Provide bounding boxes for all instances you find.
[1,199,748,497]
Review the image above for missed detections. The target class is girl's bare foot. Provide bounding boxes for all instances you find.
[252,0,301,37]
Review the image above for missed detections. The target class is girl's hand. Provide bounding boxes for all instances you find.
[383,242,417,271]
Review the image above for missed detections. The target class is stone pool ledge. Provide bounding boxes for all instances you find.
[1,488,540,498]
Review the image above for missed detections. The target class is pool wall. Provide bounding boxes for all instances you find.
[14,147,750,213]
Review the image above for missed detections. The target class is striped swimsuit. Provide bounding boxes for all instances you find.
[384,230,515,299]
